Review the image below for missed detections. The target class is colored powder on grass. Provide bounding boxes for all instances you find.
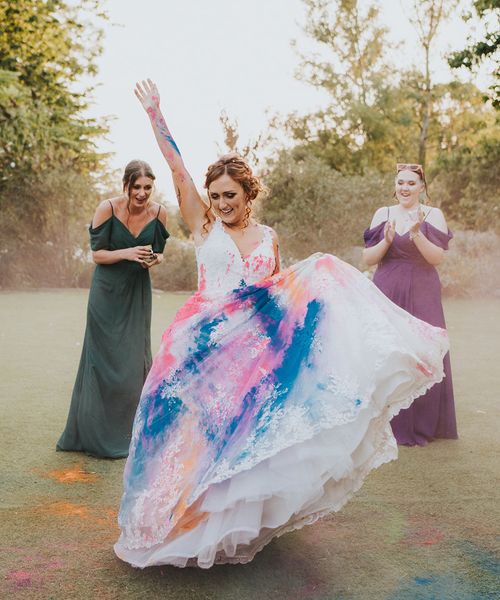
[45,464,99,484]
[6,570,33,588]
[36,502,90,518]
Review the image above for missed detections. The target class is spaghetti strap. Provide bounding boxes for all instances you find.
[156,204,162,218]
[387,206,390,220]
[108,200,114,215]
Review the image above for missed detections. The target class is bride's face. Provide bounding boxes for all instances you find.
[208,173,248,226]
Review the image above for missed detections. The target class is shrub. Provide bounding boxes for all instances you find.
[150,238,197,292]
[260,151,393,264]
[438,230,500,297]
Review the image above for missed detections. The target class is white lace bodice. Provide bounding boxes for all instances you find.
[195,219,276,295]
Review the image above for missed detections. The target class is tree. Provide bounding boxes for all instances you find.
[448,0,500,108]
[0,0,109,286]
[405,0,459,167]
[284,0,411,173]
[0,0,108,181]
[217,109,263,166]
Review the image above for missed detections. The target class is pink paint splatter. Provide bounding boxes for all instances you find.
[6,570,33,588]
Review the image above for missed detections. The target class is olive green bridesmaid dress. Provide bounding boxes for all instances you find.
[57,202,169,458]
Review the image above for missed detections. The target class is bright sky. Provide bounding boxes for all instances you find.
[85,0,487,203]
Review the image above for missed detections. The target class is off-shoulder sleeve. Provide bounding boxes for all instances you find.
[89,218,112,251]
[424,223,453,250]
[363,222,385,248]
[152,221,170,254]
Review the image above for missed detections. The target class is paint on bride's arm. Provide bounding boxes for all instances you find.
[146,107,182,157]
[166,134,181,156]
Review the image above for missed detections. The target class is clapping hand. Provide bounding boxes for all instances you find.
[134,79,160,113]
[409,208,425,241]
[384,220,396,245]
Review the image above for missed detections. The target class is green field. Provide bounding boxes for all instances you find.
[0,290,499,600]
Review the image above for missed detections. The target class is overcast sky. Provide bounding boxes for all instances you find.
[84,0,487,202]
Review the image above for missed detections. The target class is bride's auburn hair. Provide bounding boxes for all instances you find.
[203,154,267,233]
[204,153,266,200]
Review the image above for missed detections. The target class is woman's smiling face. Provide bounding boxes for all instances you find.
[395,169,424,208]
[127,175,154,209]
[208,173,248,226]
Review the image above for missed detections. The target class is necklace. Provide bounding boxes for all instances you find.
[400,204,420,222]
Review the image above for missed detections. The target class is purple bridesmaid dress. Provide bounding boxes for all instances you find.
[363,210,458,446]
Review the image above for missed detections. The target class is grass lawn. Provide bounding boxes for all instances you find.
[0,290,499,600]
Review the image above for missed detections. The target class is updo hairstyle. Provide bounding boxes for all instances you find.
[203,153,267,231]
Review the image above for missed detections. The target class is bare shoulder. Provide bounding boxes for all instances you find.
[424,206,447,233]
[152,202,168,227]
[91,198,116,228]
[369,206,389,229]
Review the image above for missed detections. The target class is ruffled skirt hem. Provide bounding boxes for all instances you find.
[114,355,445,568]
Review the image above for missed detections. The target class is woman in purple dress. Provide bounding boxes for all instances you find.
[363,163,458,446]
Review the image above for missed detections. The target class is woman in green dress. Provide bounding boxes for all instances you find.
[57,160,169,458]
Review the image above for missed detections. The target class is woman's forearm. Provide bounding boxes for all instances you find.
[363,239,390,266]
[92,249,129,265]
[412,233,445,265]
[145,105,185,175]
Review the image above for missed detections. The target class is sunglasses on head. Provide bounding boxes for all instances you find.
[397,163,424,176]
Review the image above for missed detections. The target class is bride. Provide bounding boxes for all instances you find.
[114,80,449,568]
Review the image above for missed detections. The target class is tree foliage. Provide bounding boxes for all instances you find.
[0,0,108,180]
[285,0,410,173]
[0,0,109,287]
[448,0,500,108]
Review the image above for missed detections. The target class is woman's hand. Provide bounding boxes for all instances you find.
[409,208,425,241]
[125,245,154,264]
[141,253,164,269]
[134,79,160,114]
[384,220,396,245]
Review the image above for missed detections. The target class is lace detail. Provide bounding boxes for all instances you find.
[195,219,275,296]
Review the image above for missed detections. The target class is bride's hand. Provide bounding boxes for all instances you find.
[134,79,160,113]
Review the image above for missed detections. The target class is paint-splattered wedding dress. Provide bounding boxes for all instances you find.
[114,218,448,568]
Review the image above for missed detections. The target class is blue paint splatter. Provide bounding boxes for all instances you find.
[414,577,433,586]
[251,298,322,439]
[166,135,181,156]
[460,541,500,576]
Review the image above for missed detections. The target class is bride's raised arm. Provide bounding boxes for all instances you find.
[134,79,208,234]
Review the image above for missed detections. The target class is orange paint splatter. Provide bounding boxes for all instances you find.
[45,464,99,484]
[95,508,118,526]
[36,502,90,518]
